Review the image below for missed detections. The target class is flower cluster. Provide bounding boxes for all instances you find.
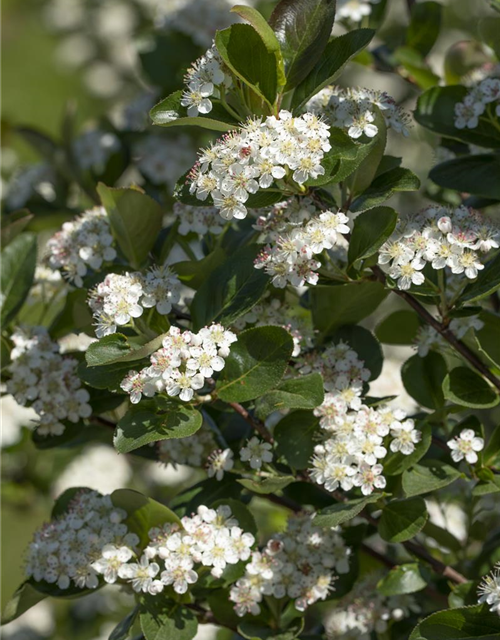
[306,342,420,495]
[414,315,484,357]
[158,422,217,468]
[73,129,121,172]
[378,204,499,290]
[307,86,411,139]
[454,75,500,130]
[7,327,92,437]
[46,207,117,287]
[253,197,350,288]
[478,564,500,615]
[230,512,350,616]
[174,202,225,237]
[326,571,420,637]
[337,0,382,23]
[120,324,237,403]
[25,490,138,590]
[88,266,181,337]
[143,504,254,595]
[447,428,484,464]
[188,111,331,220]
[180,43,232,117]
[4,162,56,210]
[132,134,194,188]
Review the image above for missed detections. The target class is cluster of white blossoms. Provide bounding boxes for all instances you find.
[230,512,350,616]
[174,202,224,237]
[25,490,138,590]
[253,197,350,288]
[447,428,484,465]
[326,572,420,638]
[378,204,499,291]
[337,0,382,23]
[73,130,121,172]
[478,564,500,615]
[306,342,420,495]
[133,134,194,188]
[46,207,117,287]
[4,162,56,210]
[414,315,484,357]
[188,111,331,220]
[454,74,500,130]
[180,43,232,117]
[120,324,237,403]
[158,422,217,468]
[88,266,181,337]
[7,327,92,437]
[307,86,411,139]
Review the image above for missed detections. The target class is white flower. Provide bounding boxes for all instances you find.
[353,463,386,495]
[207,448,234,480]
[92,544,133,584]
[389,258,426,290]
[161,557,198,594]
[167,369,205,402]
[478,565,500,614]
[180,80,214,117]
[118,555,161,594]
[390,420,421,455]
[239,437,273,470]
[447,428,484,464]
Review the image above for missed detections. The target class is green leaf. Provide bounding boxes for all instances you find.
[215,24,278,106]
[238,476,295,495]
[190,245,269,330]
[402,460,461,497]
[111,489,180,548]
[150,90,238,132]
[86,333,167,368]
[238,620,304,640]
[402,353,447,409]
[50,289,93,339]
[376,310,421,345]
[379,497,428,543]
[274,410,320,469]
[292,29,375,110]
[406,2,442,57]
[350,168,421,212]
[170,477,244,516]
[140,601,198,640]
[173,248,227,290]
[332,325,384,381]
[484,424,500,466]
[0,209,34,247]
[430,155,500,201]
[314,494,384,528]
[415,86,500,149]
[114,405,203,454]
[383,423,432,476]
[460,252,500,304]
[423,521,463,553]
[1,581,47,624]
[109,605,140,640]
[476,312,500,368]
[443,367,499,409]
[377,563,428,596]
[269,0,337,91]
[0,233,37,324]
[78,359,139,392]
[256,373,324,418]
[409,604,500,640]
[348,206,398,267]
[216,325,294,403]
[97,184,163,269]
[52,487,93,518]
[311,282,388,339]
[230,5,285,85]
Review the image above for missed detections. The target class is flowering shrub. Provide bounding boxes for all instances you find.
[2,1,500,639]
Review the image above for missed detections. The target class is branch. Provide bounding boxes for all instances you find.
[228,401,275,443]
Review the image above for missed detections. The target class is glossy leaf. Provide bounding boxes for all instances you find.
[348,206,398,266]
[150,90,238,132]
[430,154,500,201]
[238,476,295,495]
[256,373,324,418]
[442,367,499,409]
[0,233,37,324]
[409,604,500,640]
[377,563,428,596]
[402,353,447,409]
[406,2,442,57]
[460,251,500,304]
[140,600,198,640]
[403,460,461,497]
[350,168,421,212]
[376,310,421,345]
[2,581,47,624]
[274,410,320,469]
[379,497,428,543]
[315,494,384,528]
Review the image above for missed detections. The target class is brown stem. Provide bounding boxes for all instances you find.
[227,401,275,444]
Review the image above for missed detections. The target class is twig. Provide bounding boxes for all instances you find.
[228,401,275,443]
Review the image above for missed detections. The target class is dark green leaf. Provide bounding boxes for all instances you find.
[415,86,500,148]
[430,155,500,200]
[86,334,167,368]
[423,521,463,553]
[348,206,398,266]
[1,581,47,624]
[292,29,375,110]
[402,460,461,497]
[215,24,278,105]
[170,477,244,516]
[190,245,269,330]
[315,494,384,528]
[173,248,226,290]
[409,604,500,640]
[238,476,295,494]
[1,233,37,324]
[379,497,428,543]
[0,209,34,247]
[484,424,500,466]
[97,184,163,269]
[406,2,442,57]
[78,360,138,392]
[443,367,499,409]
[52,487,93,518]
[109,605,140,640]
[402,353,447,409]
[476,312,500,368]
[311,282,388,339]
[50,288,93,339]
[344,109,387,196]
[238,620,304,640]
[274,410,320,469]
[376,310,421,345]
[269,0,337,90]
[377,563,428,596]
[350,168,421,212]
[150,90,238,132]
[460,251,500,304]
[256,373,324,418]
[114,406,203,454]
[140,601,198,640]
[216,325,294,403]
